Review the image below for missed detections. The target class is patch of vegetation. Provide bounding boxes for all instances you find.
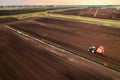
[0,8,76,19]
[45,13,120,29]
[0,12,46,19]
[0,7,120,29]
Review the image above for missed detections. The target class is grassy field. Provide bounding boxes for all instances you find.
[0,7,120,29]
[44,13,120,29]
[0,12,42,19]
[0,7,81,18]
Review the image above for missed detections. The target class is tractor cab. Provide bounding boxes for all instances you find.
[88,46,96,53]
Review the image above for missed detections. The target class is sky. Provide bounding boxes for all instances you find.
[0,0,120,5]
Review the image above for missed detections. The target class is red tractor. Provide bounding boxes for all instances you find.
[88,45,105,55]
